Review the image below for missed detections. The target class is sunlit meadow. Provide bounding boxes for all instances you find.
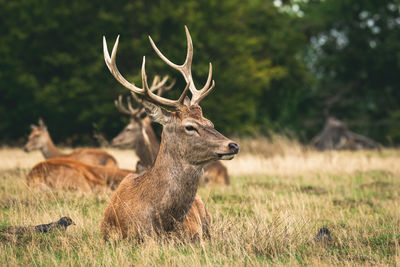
[0,138,399,266]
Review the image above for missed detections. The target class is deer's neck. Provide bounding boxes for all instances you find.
[149,133,203,227]
[135,119,160,168]
[41,134,65,159]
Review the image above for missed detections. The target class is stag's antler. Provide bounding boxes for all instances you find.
[104,26,213,107]
[104,37,189,108]
[149,26,215,105]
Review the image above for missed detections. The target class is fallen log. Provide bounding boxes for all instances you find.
[311,117,381,151]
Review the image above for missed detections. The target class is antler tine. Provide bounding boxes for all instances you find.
[129,76,164,104]
[127,95,143,115]
[141,57,190,108]
[115,95,133,116]
[157,77,176,96]
[149,75,169,93]
[130,90,142,104]
[194,80,215,104]
[149,26,215,105]
[103,36,144,95]
[104,34,191,108]
[115,95,142,117]
[151,75,160,88]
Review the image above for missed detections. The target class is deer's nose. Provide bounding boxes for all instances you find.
[228,143,239,154]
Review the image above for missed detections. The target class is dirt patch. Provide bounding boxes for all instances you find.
[300,185,327,195]
[332,198,375,208]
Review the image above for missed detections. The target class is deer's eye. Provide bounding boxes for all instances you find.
[185,126,195,131]
[185,125,197,132]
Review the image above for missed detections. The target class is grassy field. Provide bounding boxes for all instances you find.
[0,140,399,266]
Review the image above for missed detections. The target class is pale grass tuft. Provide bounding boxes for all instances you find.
[237,134,306,157]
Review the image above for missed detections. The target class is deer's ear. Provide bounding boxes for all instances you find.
[142,100,173,125]
[30,124,38,130]
[38,118,47,129]
[183,96,190,107]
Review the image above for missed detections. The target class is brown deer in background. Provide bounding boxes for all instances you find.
[113,92,230,185]
[101,26,239,240]
[24,118,118,168]
[26,158,135,191]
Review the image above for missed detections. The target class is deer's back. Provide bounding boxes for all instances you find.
[26,158,106,191]
[67,148,118,168]
[202,161,230,185]
[87,164,136,189]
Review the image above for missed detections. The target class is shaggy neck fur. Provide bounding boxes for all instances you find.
[148,131,204,231]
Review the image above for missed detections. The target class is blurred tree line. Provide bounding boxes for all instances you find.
[0,0,399,146]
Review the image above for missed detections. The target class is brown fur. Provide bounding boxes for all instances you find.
[25,120,118,168]
[26,158,134,191]
[102,103,238,240]
[182,195,211,239]
[202,161,230,186]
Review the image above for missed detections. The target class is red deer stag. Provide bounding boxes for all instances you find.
[101,26,239,240]
[24,118,118,168]
[113,94,230,185]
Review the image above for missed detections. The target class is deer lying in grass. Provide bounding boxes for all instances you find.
[24,119,118,168]
[26,158,134,191]
[113,92,230,185]
[101,26,239,240]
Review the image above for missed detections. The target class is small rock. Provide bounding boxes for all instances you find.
[314,227,332,242]
[1,216,75,238]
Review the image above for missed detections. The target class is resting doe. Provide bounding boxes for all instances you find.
[25,118,118,168]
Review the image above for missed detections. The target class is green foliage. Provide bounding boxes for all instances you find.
[0,0,398,145]
[0,0,309,144]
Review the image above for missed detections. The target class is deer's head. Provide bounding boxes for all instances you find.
[24,118,50,152]
[104,26,239,165]
[111,95,147,148]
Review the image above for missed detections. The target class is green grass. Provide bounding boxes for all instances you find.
[0,149,399,266]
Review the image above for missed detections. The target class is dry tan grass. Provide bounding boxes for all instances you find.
[0,147,138,171]
[225,149,400,176]
[0,139,399,266]
[3,138,399,177]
